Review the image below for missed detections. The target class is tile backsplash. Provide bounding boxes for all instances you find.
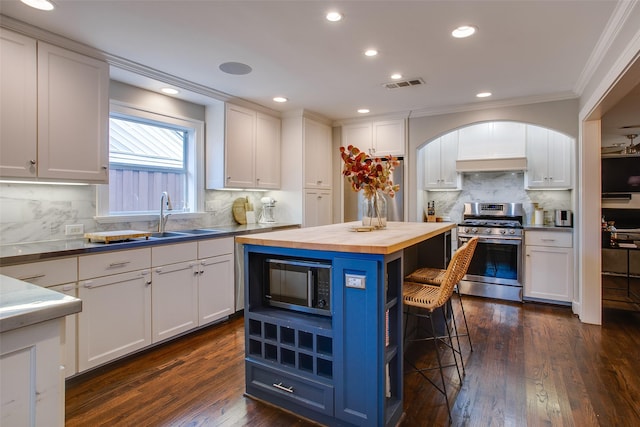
[423,171,572,224]
[0,183,270,244]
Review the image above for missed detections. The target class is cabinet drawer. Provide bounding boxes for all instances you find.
[198,237,234,259]
[525,230,572,248]
[0,257,77,286]
[246,360,333,416]
[152,242,197,267]
[79,248,151,279]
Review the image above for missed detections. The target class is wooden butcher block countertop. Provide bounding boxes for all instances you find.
[235,221,455,255]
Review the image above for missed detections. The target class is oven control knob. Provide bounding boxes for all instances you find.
[500,229,506,234]
[471,227,478,233]
[509,229,516,235]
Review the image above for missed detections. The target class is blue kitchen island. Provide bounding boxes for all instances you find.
[236,221,454,426]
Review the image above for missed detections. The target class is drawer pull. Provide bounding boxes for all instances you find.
[18,273,46,281]
[541,239,556,242]
[109,261,131,268]
[272,382,294,393]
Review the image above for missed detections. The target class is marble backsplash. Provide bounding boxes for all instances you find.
[423,172,572,225]
[0,183,274,244]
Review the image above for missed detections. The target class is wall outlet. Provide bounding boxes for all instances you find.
[65,224,84,235]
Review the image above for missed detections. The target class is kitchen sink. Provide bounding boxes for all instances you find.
[149,231,190,239]
[178,228,227,235]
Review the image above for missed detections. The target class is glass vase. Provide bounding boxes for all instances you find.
[362,191,387,229]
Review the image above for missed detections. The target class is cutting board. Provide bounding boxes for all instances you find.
[85,230,152,243]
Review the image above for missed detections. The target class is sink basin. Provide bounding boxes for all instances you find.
[179,228,226,235]
[149,231,189,239]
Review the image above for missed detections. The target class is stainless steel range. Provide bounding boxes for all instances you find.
[457,202,524,302]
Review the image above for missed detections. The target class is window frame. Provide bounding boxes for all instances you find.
[96,101,205,222]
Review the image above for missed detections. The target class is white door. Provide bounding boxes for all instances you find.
[525,246,573,302]
[78,269,152,371]
[373,119,405,156]
[198,254,235,326]
[255,113,281,189]
[37,42,109,182]
[225,104,256,188]
[304,118,332,189]
[152,261,199,342]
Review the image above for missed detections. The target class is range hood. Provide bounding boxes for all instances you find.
[456,157,527,172]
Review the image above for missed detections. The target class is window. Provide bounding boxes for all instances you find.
[97,103,204,218]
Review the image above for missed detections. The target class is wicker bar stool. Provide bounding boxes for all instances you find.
[405,236,478,373]
[403,238,477,423]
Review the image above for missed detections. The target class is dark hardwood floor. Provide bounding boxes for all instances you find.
[66,297,640,426]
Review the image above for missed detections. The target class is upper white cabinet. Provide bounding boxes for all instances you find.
[458,122,526,160]
[342,118,405,157]
[208,103,281,189]
[525,125,573,189]
[423,132,460,189]
[304,117,332,189]
[0,29,109,183]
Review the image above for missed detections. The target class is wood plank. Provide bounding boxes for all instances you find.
[235,221,455,254]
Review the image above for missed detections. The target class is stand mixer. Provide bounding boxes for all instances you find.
[259,197,277,223]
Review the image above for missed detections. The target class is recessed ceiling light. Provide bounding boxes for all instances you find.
[219,62,252,75]
[390,73,403,80]
[326,11,342,22]
[452,25,477,38]
[364,49,378,57]
[476,92,492,98]
[357,109,370,114]
[273,96,288,103]
[20,0,55,10]
[160,88,179,95]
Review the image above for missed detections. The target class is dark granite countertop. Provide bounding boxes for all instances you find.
[523,225,574,232]
[0,223,300,266]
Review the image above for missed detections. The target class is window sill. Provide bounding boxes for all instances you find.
[94,212,208,224]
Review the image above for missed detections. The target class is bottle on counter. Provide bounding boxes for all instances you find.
[427,201,436,222]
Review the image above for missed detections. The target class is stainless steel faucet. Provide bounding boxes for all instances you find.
[159,191,173,232]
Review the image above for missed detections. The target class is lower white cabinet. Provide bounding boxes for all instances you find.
[524,230,573,303]
[198,253,234,325]
[78,269,152,371]
[304,189,332,227]
[0,318,65,427]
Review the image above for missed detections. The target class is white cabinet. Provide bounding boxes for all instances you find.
[0,29,37,178]
[77,248,152,371]
[197,237,235,325]
[1,318,65,426]
[423,132,460,189]
[211,103,281,189]
[524,230,573,303]
[458,122,526,160]
[303,118,332,189]
[151,242,199,343]
[304,189,332,227]
[525,125,572,189]
[342,119,405,157]
[0,257,78,378]
[0,29,109,183]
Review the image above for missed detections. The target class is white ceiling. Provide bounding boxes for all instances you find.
[2,0,625,124]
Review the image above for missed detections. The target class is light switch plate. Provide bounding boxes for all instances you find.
[345,273,366,289]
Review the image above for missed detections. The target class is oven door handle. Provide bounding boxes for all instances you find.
[459,236,522,245]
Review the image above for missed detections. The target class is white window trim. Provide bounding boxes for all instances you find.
[96,101,205,220]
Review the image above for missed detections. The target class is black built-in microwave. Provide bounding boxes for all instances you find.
[264,258,331,316]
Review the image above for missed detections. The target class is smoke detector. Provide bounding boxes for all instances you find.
[382,78,425,89]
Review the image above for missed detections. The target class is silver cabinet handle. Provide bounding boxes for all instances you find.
[272,382,294,393]
[109,261,131,268]
[29,160,36,165]
[18,273,46,281]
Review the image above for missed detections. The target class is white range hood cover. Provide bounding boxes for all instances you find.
[455,157,527,172]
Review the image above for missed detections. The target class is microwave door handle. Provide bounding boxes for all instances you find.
[308,271,314,308]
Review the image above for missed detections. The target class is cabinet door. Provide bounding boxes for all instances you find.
[525,125,550,187]
[0,29,37,178]
[304,118,332,189]
[304,190,332,227]
[423,138,443,188]
[152,261,199,342]
[439,132,460,187]
[546,131,572,188]
[37,42,109,182]
[78,269,152,371]
[342,122,372,152]
[525,246,573,302]
[372,119,405,156]
[255,113,281,189]
[198,253,234,326]
[225,104,256,188]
